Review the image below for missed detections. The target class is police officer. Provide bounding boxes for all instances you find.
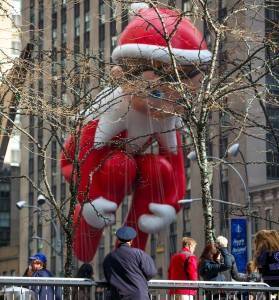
[103,226,157,300]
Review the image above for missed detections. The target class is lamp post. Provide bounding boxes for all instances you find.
[187,148,252,260]
[31,235,62,256]
[36,194,64,275]
[16,198,63,275]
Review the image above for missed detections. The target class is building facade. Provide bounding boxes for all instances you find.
[19,0,278,279]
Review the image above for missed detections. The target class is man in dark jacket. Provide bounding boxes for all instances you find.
[103,226,157,300]
[30,252,61,299]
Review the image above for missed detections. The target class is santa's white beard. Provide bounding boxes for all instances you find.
[89,87,180,154]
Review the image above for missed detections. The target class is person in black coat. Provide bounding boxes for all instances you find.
[103,226,157,300]
[199,243,232,281]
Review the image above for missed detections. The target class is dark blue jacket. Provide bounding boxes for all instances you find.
[31,268,61,299]
[103,243,157,300]
[199,248,232,281]
[257,250,279,287]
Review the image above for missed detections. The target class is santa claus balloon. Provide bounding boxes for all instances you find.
[60,3,211,262]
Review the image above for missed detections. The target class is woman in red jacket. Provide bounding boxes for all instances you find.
[168,237,198,299]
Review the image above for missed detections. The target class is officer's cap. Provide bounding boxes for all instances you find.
[116,226,137,241]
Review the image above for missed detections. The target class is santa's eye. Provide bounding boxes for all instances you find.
[149,90,165,99]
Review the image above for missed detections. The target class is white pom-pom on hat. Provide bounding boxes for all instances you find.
[130,2,149,15]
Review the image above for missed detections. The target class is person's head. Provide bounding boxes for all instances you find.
[110,5,212,120]
[254,229,279,257]
[29,253,47,271]
[200,244,220,262]
[76,263,94,279]
[115,226,137,246]
[246,260,257,274]
[182,237,197,254]
[216,236,228,248]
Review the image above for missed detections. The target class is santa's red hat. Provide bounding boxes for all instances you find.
[112,4,212,65]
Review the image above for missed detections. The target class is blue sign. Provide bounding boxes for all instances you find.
[230,218,248,273]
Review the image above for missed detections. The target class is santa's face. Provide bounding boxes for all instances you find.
[122,64,205,119]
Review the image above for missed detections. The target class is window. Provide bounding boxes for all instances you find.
[61,23,67,44]
[84,31,90,53]
[251,211,259,235]
[12,15,21,27]
[84,12,90,32]
[74,17,80,37]
[111,36,117,53]
[182,0,193,14]
[11,41,21,55]
[0,179,10,246]
[99,0,105,24]
[169,221,177,257]
[183,205,191,236]
[265,208,272,229]
[266,105,279,179]
[121,8,128,30]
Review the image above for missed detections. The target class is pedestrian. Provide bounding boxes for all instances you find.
[199,243,232,281]
[216,236,247,281]
[72,263,94,300]
[30,252,61,299]
[168,237,198,299]
[253,229,279,287]
[103,226,157,300]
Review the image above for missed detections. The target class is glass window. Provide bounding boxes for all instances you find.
[0,212,10,227]
[266,105,279,179]
[61,23,67,44]
[182,0,192,13]
[11,41,21,55]
[169,221,177,257]
[265,208,272,229]
[183,205,191,236]
[99,1,105,24]
[251,211,259,235]
[74,17,80,37]
[84,12,90,32]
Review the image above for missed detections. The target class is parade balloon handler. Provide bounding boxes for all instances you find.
[60,3,212,262]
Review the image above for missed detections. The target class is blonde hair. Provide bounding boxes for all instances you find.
[254,230,279,266]
[182,237,197,248]
[246,260,257,274]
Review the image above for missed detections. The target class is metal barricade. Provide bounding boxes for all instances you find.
[0,277,94,300]
[0,277,278,300]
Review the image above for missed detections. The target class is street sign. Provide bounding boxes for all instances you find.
[230,218,248,273]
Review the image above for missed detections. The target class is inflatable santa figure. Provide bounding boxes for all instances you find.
[60,4,211,262]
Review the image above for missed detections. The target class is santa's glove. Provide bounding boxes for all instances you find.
[82,197,117,229]
[138,203,176,234]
